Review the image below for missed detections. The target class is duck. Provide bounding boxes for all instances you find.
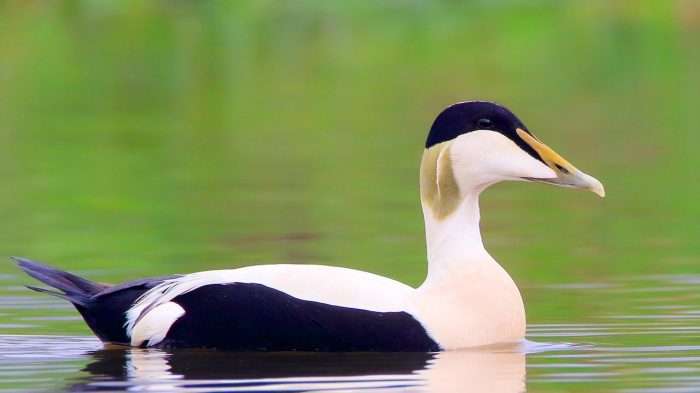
[14,101,604,351]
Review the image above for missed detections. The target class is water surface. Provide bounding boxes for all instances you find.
[2,274,700,392]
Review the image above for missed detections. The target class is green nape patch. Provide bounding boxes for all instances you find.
[419,143,461,220]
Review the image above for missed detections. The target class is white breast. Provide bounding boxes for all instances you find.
[410,258,526,349]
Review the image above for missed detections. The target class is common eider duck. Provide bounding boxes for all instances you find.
[15,101,604,351]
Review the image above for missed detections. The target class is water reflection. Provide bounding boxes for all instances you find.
[72,345,525,392]
[417,347,525,393]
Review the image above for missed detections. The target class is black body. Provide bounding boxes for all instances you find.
[159,283,440,351]
[14,257,440,352]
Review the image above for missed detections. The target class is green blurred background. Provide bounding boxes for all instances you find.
[0,1,699,333]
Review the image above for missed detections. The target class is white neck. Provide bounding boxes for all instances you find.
[421,188,492,282]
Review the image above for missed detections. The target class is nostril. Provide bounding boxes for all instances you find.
[554,164,569,175]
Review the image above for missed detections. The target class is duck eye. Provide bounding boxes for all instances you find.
[477,118,493,129]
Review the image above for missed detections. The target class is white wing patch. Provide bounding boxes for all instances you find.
[125,264,416,342]
[130,301,185,347]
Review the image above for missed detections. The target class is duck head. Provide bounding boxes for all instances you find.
[420,101,604,220]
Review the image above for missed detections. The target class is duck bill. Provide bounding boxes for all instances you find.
[516,128,605,197]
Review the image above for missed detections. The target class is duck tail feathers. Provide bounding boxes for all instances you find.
[12,257,108,307]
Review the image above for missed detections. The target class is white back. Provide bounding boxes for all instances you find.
[126,264,416,338]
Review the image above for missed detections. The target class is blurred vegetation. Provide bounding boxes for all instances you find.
[0,0,699,333]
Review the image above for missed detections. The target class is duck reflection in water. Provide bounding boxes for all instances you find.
[71,343,525,392]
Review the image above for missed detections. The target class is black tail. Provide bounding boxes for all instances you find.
[13,257,108,307]
[13,256,173,344]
